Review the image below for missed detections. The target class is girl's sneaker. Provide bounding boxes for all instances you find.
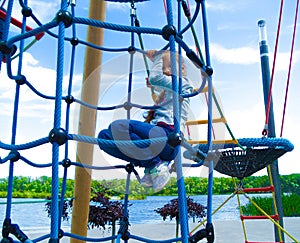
[150,161,170,192]
[140,168,153,188]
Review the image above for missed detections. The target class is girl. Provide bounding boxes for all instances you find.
[98,50,193,192]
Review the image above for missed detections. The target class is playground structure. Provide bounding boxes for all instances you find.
[0,0,298,243]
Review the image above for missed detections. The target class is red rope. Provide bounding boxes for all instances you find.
[280,0,299,137]
[163,0,168,17]
[262,0,285,136]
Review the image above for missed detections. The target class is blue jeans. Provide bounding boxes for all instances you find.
[98,119,176,169]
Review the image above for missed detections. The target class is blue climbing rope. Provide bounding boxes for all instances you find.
[0,1,294,243]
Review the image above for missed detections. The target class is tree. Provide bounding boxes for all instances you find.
[88,191,124,243]
[155,197,206,237]
[45,188,125,243]
[45,196,72,221]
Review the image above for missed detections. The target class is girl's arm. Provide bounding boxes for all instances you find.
[148,52,172,90]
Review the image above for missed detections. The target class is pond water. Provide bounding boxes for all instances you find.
[0,194,256,229]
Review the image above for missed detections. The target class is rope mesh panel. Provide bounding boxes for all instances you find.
[214,147,288,180]
[195,137,294,179]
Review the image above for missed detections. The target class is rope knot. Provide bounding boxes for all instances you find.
[21,7,32,17]
[9,150,20,162]
[162,25,177,41]
[49,128,67,145]
[56,10,72,28]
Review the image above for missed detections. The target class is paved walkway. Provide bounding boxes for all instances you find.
[22,217,300,243]
[128,218,299,243]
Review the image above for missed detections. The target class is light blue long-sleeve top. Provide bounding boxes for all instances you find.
[148,52,194,129]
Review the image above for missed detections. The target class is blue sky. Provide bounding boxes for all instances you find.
[0,0,299,180]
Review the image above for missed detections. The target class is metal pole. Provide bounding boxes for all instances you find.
[258,19,285,242]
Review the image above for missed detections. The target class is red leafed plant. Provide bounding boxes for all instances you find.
[88,191,124,230]
[155,197,206,237]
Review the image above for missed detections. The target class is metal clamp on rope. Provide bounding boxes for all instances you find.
[262,124,268,137]
[189,223,214,243]
[118,217,130,241]
[183,146,206,163]
[1,218,33,243]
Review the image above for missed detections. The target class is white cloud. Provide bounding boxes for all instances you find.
[206,2,248,12]
[210,43,259,65]
[106,2,130,12]
[270,50,300,72]
[9,0,60,30]
[210,42,300,74]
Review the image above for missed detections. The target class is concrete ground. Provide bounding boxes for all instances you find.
[21,217,300,243]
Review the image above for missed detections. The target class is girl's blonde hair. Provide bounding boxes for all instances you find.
[162,51,187,76]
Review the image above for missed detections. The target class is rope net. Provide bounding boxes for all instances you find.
[0,0,213,242]
[0,0,294,243]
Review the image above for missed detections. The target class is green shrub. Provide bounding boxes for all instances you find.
[241,193,300,217]
[282,193,300,216]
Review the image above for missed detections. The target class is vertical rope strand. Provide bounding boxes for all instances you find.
[280,0,299,137]
[165,1,189,242]
[126,4,136,119]
[58,2,78,228]
[264,0,284,134]
[50,0,68,240]
[5,0,18,221]
[201,0,214,229]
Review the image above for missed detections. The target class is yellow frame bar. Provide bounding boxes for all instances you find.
[186,117,227,125]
